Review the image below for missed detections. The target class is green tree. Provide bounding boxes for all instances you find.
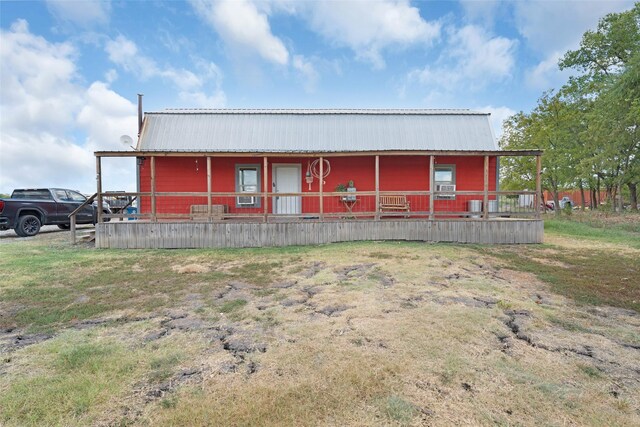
[499,113,536,191]
[500,92,577,214]
[560,3,640,87]
[560,3,640,210]
[588,52,640,209]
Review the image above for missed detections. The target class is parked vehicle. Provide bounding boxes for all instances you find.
[0,188,111,237]
[543,196,574,212]
[559,196,573,209]
[101,192,135,213]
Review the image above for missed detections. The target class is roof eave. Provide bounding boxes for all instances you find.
[95,149,543,157]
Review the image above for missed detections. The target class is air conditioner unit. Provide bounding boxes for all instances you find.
[436,184,456,199]
[237,196,256,205]
[437,184,456,192]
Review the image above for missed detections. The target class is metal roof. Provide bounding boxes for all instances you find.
[137,109,498,153]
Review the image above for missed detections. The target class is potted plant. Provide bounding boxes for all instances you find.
[335,181,356,201]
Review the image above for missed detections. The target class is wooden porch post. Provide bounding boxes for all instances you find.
[263,157,268,223]
[375,155,380,220]
[150,156,157,222]
[535,155,542,219]
[96,155,103,224]
[319,156,324,221]
[429,155,434,220]
[206,156,212,220]
[483,155,489,220]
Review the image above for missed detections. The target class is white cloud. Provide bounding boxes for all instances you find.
[304,0,440,69]
[0,19,137,194]
[408,24,517,93]
[292,55,319,92]
[525,50,574,90]
[513,0,636,54]
[512,1,637,91]
[105,35,226,107]
[46,0,111,27]
[189,0,289,65]
[449,25,515,80]
[78,82,138,152]
[104,68,118,83]
[476,105,516,139]
[0,20,82,134]
[189,0,439,70]
[459,0,502,27]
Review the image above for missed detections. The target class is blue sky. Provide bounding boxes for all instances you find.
[0,0,637,194]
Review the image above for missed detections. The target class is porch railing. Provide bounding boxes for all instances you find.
[96,190,540,223]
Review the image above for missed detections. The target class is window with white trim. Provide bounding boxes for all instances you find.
[434,165,456,200]
[235,164,261,207]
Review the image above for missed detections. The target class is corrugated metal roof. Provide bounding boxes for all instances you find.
[137,109,498,153]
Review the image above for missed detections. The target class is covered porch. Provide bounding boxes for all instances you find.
[91,149,543,248]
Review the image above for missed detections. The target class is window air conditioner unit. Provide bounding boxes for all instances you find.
[237,196,256,205]
[436,184,456,199]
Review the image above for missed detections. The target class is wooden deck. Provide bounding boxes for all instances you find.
[96,218,543,249]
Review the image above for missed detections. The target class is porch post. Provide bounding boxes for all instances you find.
[150,156,157,222]
[319,156,324,221]
[206,156,212,220]
[483,155,489,220]
[535,154,542,219]
[96,155,103,224]
[263,157,268,223]
[375,155,380,220]
[429,155,434,220]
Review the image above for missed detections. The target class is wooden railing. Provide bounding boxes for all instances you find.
[95,190,540,224]
[68,192,97,245]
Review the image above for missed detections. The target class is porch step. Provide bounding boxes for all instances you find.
[76,229,95,243]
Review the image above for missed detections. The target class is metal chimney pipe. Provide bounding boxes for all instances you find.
[137,93,143,137]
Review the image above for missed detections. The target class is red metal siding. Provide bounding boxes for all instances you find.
[139,155,496,215]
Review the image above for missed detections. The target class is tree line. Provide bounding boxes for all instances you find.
[500,3,639,212]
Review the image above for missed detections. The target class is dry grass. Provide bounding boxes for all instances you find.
[171,263,211,274]
[0,223,639,426]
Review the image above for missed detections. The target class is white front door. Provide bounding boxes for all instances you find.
[273,164,301,214]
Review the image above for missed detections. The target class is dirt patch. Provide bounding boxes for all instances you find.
[335,263,376,280]
[162,317,207,331]
[0,331,54,353]
[503,309,640,388]
[145,367,204,401]
[280,296,308,307]
[301,261,325,278]
[433,295,499,309]
[317,304,351,316]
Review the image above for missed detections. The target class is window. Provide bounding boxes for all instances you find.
[12,189,52,200]
[434,165,456,200]
[67,190,87,202]
[53,189,70,201]
[235,164,261,208]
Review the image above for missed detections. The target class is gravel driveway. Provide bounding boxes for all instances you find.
[0,224,95,242]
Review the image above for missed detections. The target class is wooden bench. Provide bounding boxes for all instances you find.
[379,195,410,216]
[190,204,227,221]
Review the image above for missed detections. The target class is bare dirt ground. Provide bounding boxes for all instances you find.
[0,226,638,426]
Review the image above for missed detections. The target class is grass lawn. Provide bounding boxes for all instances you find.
[483,212,640,312]
[0,215,638,426]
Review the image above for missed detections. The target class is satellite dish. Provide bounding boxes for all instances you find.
[120,135,134,147]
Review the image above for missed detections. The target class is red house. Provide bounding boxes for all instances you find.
[93,109,543,248]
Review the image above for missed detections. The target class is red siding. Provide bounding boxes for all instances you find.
[139,155,497,215]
